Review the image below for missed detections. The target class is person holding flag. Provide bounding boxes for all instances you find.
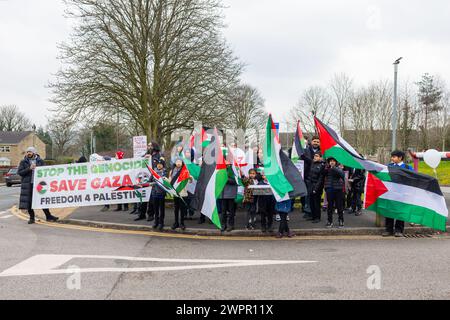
[149,158,168,230]
[219,156,238,232]
[169,158,193,231]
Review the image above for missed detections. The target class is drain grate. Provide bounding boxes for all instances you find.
[404,234,433,238]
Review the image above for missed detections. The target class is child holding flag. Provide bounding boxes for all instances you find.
[242,168,259,230]
[151,158,168,231]
[169,158,192,231]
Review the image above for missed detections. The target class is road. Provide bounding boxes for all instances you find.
[0,186,449,300]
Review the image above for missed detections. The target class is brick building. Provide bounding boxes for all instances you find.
[0,131,46,167]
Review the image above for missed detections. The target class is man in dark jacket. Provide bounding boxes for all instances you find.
[324,157,345,228]
[309,152,326,223]
[18,147,58,224]
[301,136,321,219]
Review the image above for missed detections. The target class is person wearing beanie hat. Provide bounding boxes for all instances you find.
[18,147,59,224]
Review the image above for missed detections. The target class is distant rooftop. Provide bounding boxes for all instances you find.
[0,131,33,144]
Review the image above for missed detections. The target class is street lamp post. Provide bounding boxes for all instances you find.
[392,57,402,151]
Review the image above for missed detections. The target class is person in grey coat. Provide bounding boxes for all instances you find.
[219,165,238,232]
[18,147,58,224]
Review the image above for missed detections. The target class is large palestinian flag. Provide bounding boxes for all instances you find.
[192,128,227,229]
[314,117,385,172]
[365,168,448,231]
[314,116,448,231]
[291,120,307,162]
[264,115,307,202]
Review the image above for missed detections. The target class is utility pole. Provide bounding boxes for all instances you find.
[392,57,403,151]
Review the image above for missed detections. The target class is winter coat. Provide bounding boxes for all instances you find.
[219,166,237,200]
[18,155,45,210]
[309,160,326,194]
[151,168,167,198]
[324,166,345,192]
[242,177,258,203]
[350,169,366,193]
[302,145,321,183]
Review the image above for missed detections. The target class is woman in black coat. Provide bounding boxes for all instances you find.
[18,147,58,224]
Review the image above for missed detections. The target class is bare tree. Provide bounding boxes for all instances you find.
[329,73,353,137]
[47,115,77,157]
[0,105,32,131]
[50,0,242,147]
[289,86,335,134]
[225,84,266,144]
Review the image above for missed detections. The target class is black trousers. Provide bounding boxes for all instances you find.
[138,200,154,219]
[245,201,257,226]
[174,197,188,225]
[385,218,404,233]
[351,190,363,212]
[310,191,323,220]
[186,196,195,217]
[153,197,165,226]
[28,208,52,220]
[278,212,290,234]
[258,195,275,228]
[326,189,344,223]
[27,184,52,220]
[220,199,236,228]
[117,203,129,210]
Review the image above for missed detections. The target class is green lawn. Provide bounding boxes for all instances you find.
[418,161,450,186]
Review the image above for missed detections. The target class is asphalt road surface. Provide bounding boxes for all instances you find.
[0,186,449,300]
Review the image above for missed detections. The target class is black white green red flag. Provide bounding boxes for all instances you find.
[291,120,307,162]
[264,115,307,202]
[192,128,228,229]
[314,116,448,231]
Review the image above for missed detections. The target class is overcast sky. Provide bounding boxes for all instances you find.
[1,0,450,130]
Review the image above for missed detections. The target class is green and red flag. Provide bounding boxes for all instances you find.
[364,168,448,231]
[171,163,191,194]
[264,115,307,202]
[146,162,179,198]
[192,128,228,229]
[291,120,307,162]
[314,116,448,231]
[228,148,244,204]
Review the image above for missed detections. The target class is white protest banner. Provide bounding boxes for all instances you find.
[294,160,305,179]
[133,136,148,159]
[32,159,152,209]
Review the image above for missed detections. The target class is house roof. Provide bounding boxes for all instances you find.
[0,131,33,144]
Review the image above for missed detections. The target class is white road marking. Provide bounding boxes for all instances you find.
[0,215,13,219]
[0,254,317,277]
[0,211,8,215]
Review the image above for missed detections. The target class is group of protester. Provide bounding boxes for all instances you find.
[18,137,412,238]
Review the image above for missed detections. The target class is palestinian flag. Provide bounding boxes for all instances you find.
[171,163,191,194]
[365,167,448,231]
[229,149,244,204]
[146,162,179,198]
[192,128,228,229]
[291,120,307,162]
[264,115,307,202]
[314,116,448,231]
[314,117,385,172]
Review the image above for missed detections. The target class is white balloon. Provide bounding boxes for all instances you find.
[423,149,441,169]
